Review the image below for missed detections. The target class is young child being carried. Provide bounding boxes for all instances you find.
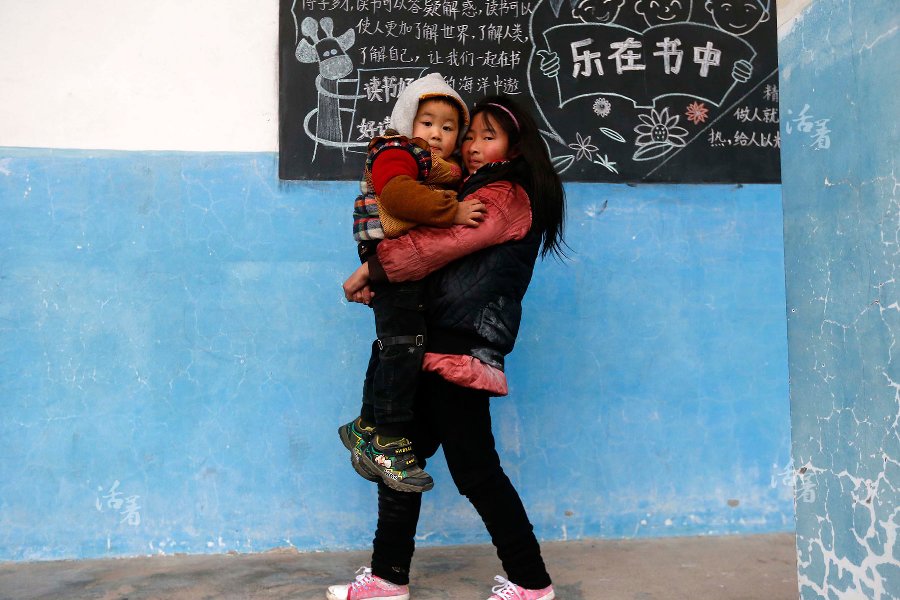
[340,73,484,493]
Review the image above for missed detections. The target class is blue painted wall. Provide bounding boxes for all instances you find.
[779,1,900,598]
[0,149,791,561]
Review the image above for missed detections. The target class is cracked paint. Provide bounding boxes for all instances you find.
[0,149,792,560]
[779,0,900,598]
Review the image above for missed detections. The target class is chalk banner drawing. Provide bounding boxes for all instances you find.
[279,0,781,182]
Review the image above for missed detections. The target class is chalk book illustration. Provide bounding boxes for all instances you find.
[279,0,780,182]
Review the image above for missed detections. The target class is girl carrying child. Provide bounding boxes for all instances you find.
[336,94,566,600]
[340,73,485,493]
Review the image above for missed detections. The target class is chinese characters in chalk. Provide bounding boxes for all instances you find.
[281,0,781,181]
[96,480,141,527]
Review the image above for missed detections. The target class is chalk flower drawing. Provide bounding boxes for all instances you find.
[633,108,689,161]
[568,132,599,161]
[594,154,619,174]
[593,97,612,117]
[685,101,709,125]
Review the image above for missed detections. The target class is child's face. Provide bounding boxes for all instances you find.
[461,112,511,173]
[572,0,626,23]
[704,0,769,35]
[635,0,692,26]
[411,99,460,159]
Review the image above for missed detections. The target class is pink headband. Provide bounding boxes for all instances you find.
[483,102,520,132]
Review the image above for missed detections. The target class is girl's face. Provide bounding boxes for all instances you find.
[461,112,511,173]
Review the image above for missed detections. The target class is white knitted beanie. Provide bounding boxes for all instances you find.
[389,73,470,138]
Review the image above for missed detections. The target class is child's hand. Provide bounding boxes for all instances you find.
[343,263,374,304]
[453,198,486,227]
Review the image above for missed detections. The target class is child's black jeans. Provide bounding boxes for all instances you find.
[369,372,551,590]
[360,276,427,438]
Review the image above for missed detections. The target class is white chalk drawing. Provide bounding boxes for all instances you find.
[571,0,626,24]
[593,97,612,116]
[784,104,833,150]
[552,154,577,173]
[692,41,720,77]
[703,0,771,37]
[361,76,417,103]
[96,480,141,526]
[599,126,626,142]
[809,120,831,150]
[353,73,425,140]
[608,37,647,73]
[293,13,367,161]
[521,0,771,189]
[653,36,684,74]
[643,67,778,176]
[784,104,813,134]
[594,153,619,173]
[285,0,778,179]
[585,199,609,216]
[568,132,600,161]
[733,105,779,124]
[635,0,693,28]
[536,22,757,111]
[708,128,779,148]
[633,107,688,160]
[772,459,817,503]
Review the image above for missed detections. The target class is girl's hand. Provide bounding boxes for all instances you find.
[350,285,374,304]
[453,199,486,227]
[343,263,374,304]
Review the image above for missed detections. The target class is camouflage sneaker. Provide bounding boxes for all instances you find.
[338,417,380,482]
[360,436,434,493]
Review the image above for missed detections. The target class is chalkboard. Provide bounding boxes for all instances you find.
[279,0,781,183]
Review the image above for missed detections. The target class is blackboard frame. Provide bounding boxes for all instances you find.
[279,0,781,183]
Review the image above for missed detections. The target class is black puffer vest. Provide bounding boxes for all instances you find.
[425,158,541,370]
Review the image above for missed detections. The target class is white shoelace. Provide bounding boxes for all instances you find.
[491,575,522,599]
[351,566,376,589]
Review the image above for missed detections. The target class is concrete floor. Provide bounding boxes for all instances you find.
[0,533,797,600]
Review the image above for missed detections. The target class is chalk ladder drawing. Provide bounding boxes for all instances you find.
[293,13,368,161]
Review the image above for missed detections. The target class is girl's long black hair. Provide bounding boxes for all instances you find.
[467,95,567,259]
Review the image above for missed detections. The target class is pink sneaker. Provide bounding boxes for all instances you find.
[326,567,410,600]
[486,575,555,600]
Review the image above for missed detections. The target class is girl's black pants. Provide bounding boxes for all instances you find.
[364,371,552,590]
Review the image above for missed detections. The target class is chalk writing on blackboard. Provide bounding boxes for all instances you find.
[279,0,781,182]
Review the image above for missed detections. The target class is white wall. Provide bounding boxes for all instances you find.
[0,0,806,153]
[777,0,816,37]
[0,0,277,152]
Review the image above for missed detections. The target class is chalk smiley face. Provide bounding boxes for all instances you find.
[635,0,693,27]
[572,0,626,24]
[704,0,770,36]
